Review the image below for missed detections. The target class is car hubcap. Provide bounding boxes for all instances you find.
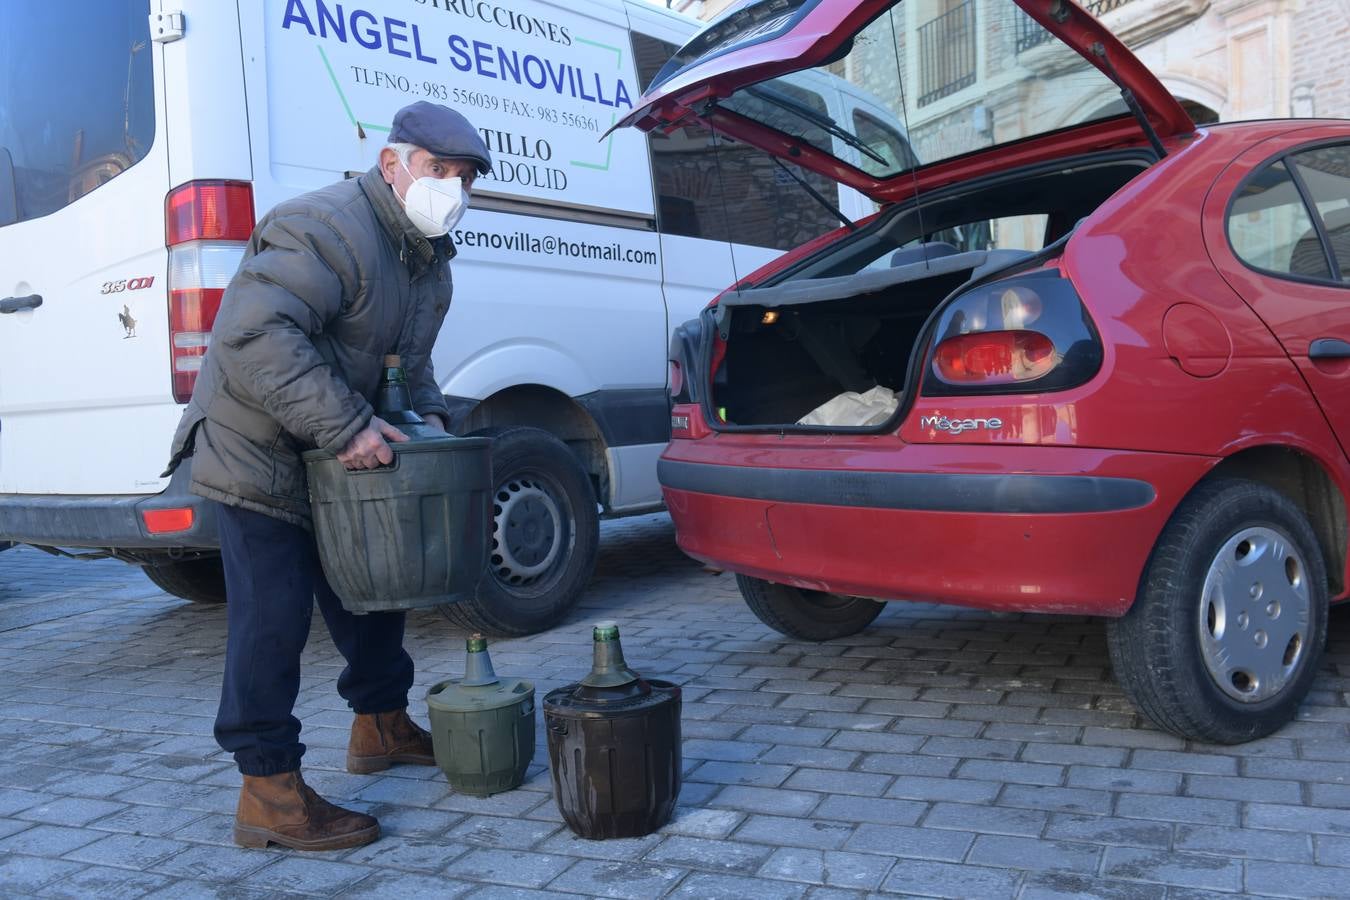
[1198,526,1310,703]
[491,477,562,586]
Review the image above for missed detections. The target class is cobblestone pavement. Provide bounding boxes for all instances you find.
[1,514,1348,899]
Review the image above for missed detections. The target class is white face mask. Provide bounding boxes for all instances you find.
[395,155,469,238]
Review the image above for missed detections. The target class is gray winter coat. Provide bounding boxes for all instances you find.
[165,167,455,526]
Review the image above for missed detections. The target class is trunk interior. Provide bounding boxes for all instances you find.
[708,155,1150,429]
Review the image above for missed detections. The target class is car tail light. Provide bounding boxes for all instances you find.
[934,330,1056,384]
[924,272,1102,396]
[670,402,709,439]
[668,360,685,400]
[165,182,255,403]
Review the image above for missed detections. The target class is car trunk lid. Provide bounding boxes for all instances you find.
[616,0,1193,203]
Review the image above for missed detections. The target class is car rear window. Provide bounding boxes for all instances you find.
[0,0,156,227]
[633,31,844,252]
[662,1,1133,183]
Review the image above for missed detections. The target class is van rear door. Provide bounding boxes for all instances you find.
[0,1,174,495]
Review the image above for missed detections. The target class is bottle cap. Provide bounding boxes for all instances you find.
[383,354,402,368]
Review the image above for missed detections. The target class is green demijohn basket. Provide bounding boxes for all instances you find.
[426,635,535,796]
[302,356,493,614]
[543,621,682,840]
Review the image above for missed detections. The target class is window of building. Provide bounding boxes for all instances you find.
[0,1,156,227]
[917,0,977,107]
[632,32,844,252]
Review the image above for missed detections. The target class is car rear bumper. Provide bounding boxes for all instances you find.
[659,441,1216,617]
[0,464,219,551]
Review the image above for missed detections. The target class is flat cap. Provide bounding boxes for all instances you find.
[389,101,492,175]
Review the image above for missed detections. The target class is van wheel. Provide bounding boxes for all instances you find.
[442,426,599,636]
[143,556,227,604]
[1107,479,1328,744]
[738,574,884,641]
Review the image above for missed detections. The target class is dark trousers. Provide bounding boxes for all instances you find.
[215,503,414,776]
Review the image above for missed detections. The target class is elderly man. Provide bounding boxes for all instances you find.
[164,102,490,851]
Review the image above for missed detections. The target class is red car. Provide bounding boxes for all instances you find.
[620,0,1350,742]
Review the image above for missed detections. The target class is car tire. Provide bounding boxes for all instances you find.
[1106,478,1328,744]
[441,426,599,636]
[143,556,228,604]
[738,574,885,641]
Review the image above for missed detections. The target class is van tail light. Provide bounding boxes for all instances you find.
[141,507,195,534]
[166,180,255,244]
[165,182,255,403]
[924,271,1102,396]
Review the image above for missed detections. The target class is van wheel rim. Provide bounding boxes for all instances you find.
[1198,526,1310,703]
[491,477,563,585]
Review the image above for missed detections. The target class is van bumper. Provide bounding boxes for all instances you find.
[0,465,219,551]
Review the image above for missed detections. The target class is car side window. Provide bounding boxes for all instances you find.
[1228,145,1350,285]
[631,32,843,252]
[1289,146,1350,283]
[852,110,918,172]
[1228,160,1331,281]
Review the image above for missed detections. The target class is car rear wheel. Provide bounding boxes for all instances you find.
[143,556,227,604]
[1107,478,1328,744]
[738,574,884,641]
[441,426,599,636]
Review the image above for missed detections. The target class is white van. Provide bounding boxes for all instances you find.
[0,0,911,634]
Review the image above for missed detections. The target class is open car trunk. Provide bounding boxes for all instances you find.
[713,248,1029,427]
[706,154,1147,430]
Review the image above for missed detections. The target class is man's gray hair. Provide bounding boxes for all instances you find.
[386,142,420,166]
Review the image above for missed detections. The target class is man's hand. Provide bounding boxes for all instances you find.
[422,413,447,433]
[337,416,408,470]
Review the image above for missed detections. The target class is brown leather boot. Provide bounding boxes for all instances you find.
[233,771,379,851]
[346,708,436,774]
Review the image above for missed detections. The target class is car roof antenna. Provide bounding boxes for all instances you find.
[1090,42,1167,159]
[886,9,932,267]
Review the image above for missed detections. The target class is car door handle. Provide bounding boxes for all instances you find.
[0,294,42,314]
[1309,338,1350,360]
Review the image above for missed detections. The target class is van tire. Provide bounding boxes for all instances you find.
[143,556,228,604]
[738,574,884,641]
[442,426,599,636]
[1106,479,1328,744]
